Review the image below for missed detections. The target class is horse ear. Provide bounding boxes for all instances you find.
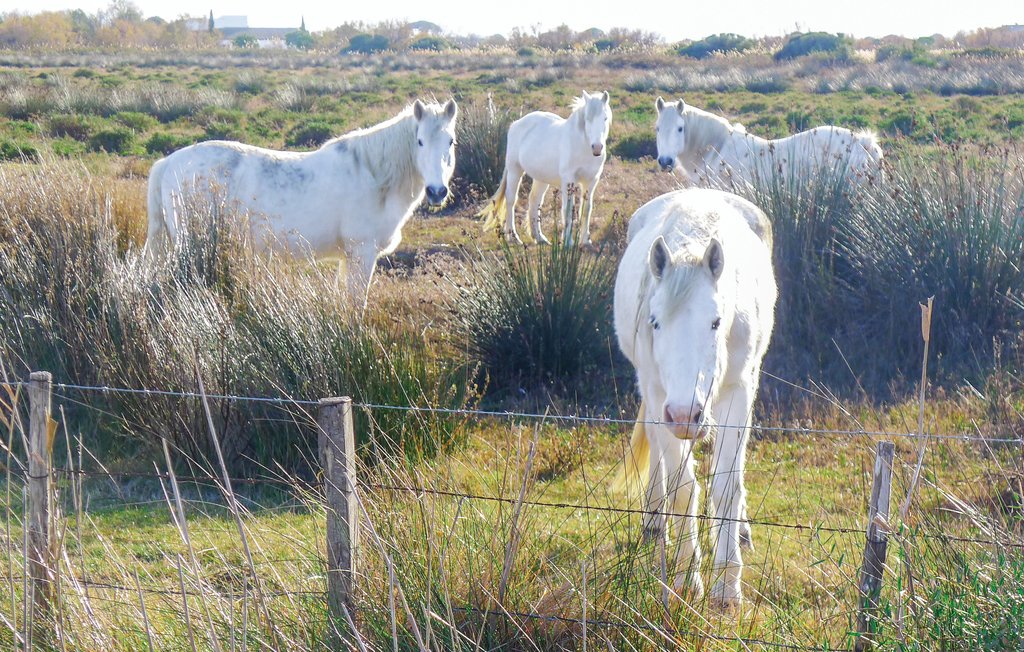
[656,96,665,112]
[704,239,724,281]
[444,98,458,120]
[649,236,670,280]
[675,99,686,115]
[581,89,590,100]
[413,100,425,121]
[601,90,609,104]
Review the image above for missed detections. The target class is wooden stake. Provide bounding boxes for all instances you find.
[856,441,895,651]
[27,371,56,642]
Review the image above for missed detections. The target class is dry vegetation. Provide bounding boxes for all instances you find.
[0,40,1023,651]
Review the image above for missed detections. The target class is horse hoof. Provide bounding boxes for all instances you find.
[641,523,665,544]
[672,575,704,602]
[533,234,551,246]
[503,230,524,245]
[709,580,743,612]
[580,240,598,253]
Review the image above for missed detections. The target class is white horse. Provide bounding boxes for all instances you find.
[614,187,777,609]
[145,99,458,302]
[480,91,612,247]
[655,97,883,187]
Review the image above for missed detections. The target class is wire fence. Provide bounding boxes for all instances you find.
[1,374,1022,651]
[4,377,1023,443]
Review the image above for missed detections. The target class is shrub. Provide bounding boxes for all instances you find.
[610,133,656,160]
[453,96,514,200]
[736,147,1024,397]
[285,30,315,50]
[233,34,258,48]
[345,34,389,54]
[678,33,752,59]
[409,36,450,51]
[233,72,267,95]
[113,111,157,132]
[455,235,616,393]
[48,114,95,141]
[0,161,473,470]
[144,132,194,155]
[0,139,39,161]
[285,119,337,148]
[51,137,86,158]
[775,32,851,61]
[88,126,135,154]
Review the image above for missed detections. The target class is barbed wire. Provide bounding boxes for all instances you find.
[3,378,1022,444]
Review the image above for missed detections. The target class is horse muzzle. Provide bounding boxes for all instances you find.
[658,156,676,172]
[663,403,706,440]
[425,185,449,206]
[592,144,604,157]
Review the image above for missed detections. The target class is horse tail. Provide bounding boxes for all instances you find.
[610,399,651,495]
[144,157,168,261]
[477,169,508,235]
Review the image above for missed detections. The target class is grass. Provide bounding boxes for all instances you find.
[0,47,1023,651]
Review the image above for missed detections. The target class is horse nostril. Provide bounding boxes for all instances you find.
[693,407,703,423]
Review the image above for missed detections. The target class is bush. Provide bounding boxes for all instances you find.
[51,137,86,158]
[453,96,514,200]
[144,132,194,155]
[455,236,616,393]
[0,161,473,470]
[48,114,95,141]
[610,133,656,160]
[233,34,258,48]
[775,32,851,61]
[736,147,1024,397]
[88,126,135,154]
[345,34,389,54]
[285,30,314,50]
[678,33,753,59]
[113,111,157,132]
[409,36,450,51]
[0,140,39,161]
[285,119,337,148]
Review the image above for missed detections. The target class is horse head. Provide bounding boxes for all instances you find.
[413,98,458,206]
[655,96,687,172]
[644,233,728,439]
[579,90,612,157]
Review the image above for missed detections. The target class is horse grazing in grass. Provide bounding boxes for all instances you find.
[145,99,458,303]
[655,96,883,187]
[480,91,612,247]
[614,188,777,609]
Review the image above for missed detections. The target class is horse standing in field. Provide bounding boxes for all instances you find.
[145,99,458,303]
[614,187,777,609]
[654,96,883,187]
[480,91,612,247]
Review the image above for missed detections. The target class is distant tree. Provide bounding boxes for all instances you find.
[286,29,314,50]
[775,31,852,60]
[344,33,389,53]
[208,10,214,33]
[233,33,258,48]
[409,35,450,51]
[300,16,305,32]
[678,33,753,59]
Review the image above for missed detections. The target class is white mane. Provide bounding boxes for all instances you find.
[683,104,752,155]
[325,102,449,193]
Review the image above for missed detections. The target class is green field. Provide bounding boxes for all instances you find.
[1,47,1023,650]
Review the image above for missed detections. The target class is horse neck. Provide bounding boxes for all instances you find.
[684,107,732,158]
[333,112,422,196]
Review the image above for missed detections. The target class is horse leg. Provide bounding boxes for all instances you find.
[667,441,704,599]
[641,410,668,542]
[578,179,598,250]
[708,382,754,610]
[559,180,574,247]
[527,181,550,245]
[344,245,378,309]
[504,165,525,245]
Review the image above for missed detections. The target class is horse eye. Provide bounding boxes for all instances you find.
[649,315,659,330]
[712,317,721,330]
[418,139,424,147]
[677,126,683,133]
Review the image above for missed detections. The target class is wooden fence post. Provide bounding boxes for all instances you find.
[27,371,57,638]
[855,441,895,651]
[318,397,358,637]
